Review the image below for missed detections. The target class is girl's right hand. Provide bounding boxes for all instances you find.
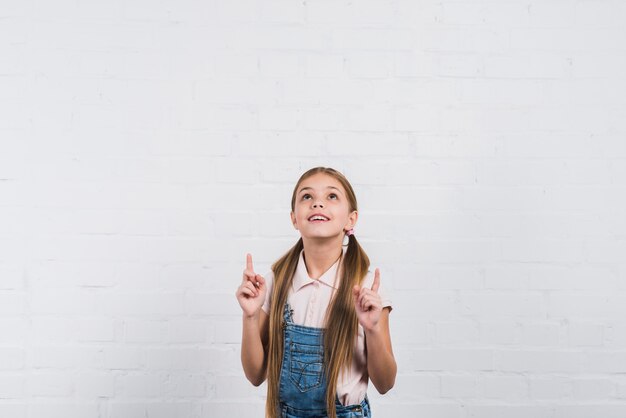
[235,253,267,318]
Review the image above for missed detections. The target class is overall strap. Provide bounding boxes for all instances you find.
[282,301,295,324]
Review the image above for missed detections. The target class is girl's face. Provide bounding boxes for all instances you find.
[290,172,357,240]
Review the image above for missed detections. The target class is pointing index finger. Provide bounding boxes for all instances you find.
[246,253,254,272]
[371,268,380,293]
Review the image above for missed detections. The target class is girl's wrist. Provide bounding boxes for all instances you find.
[363,322,382,335]
[243,311,261,321]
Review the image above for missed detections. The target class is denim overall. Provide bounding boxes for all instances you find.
[278,302,371,418]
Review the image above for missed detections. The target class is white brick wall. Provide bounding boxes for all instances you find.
[1,0,626,417]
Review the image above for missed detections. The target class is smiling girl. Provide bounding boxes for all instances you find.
[236,166,396,418]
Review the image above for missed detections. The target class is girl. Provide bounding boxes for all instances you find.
[236,167,396,418]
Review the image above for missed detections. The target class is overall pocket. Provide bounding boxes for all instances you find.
[289,341,324,392]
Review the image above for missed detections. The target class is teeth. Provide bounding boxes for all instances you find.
[310,216,328,221]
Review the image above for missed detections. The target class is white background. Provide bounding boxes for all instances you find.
[2,1,626,417]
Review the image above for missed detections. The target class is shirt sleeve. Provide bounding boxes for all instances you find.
[261,270,274,314]
[361,269,393,311]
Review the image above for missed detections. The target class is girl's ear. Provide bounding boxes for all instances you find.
[349,210,358,227]
[290,211,298,229]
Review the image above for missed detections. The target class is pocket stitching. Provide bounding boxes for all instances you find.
[289,342,324,392]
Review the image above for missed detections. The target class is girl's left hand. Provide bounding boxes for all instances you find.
[352,268,383,332]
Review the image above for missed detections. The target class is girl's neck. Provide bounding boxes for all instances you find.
[301,236,344,280]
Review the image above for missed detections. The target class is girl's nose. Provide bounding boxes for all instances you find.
[313,202,324,208]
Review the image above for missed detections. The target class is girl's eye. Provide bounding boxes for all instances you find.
[302,193,337,200]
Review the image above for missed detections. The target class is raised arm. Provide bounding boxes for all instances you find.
[236,253,270,386]
[353,268,397,393]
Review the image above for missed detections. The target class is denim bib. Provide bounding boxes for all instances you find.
[278,302,371,418]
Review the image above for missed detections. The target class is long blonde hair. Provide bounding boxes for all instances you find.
[265,167,370,418]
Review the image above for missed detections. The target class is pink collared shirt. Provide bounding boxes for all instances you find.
[261,246,392,406]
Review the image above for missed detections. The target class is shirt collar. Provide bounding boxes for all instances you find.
[292,246,347,291]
